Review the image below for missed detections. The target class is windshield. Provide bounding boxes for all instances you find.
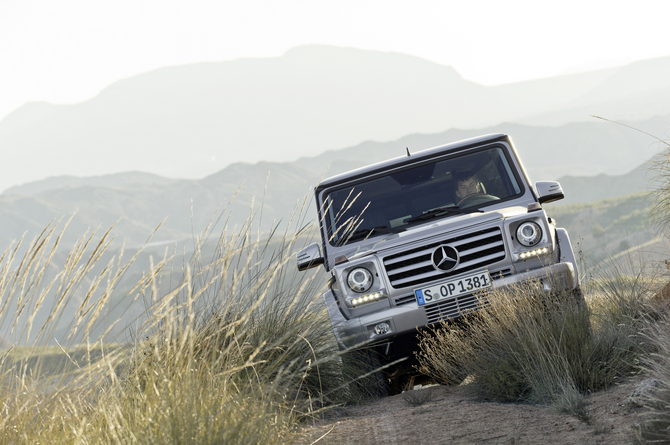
[323,146,522,246]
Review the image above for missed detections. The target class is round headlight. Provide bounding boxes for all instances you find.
[347,267,373,293]
[516,221,542,247]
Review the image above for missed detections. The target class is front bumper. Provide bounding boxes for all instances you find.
[325,261,578,351]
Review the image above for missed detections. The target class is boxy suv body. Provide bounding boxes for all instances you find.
[296,134,579,388]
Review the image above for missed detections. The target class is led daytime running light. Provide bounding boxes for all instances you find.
[519,247,550,259]
[351,292,382,306]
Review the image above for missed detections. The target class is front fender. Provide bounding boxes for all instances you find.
[556,227,579,288]
[323,289,365,350]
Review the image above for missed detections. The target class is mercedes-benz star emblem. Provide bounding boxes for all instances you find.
[432,245,460,271]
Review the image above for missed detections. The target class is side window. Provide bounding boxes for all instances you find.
[476,148,521,198]
[497,149,522,196]
[477,161,505,197]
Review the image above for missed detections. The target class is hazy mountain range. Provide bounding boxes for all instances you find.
[2,45,670,193]
[0,116,662,249]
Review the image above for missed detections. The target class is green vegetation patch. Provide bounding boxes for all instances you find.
[547,192,656,261]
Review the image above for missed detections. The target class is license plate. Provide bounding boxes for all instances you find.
[415,271,492,306]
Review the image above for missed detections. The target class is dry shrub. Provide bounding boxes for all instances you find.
[417,283,593,403]
[0,195,356,444]
[417,263,658,408]
[632,317,670,444]
[633,129,670,443]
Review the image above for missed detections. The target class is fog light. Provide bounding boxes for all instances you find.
[374,322,390,335]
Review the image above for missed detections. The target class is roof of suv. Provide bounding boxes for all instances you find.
[316,133,510,192]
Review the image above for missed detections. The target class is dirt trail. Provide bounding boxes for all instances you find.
[299,377,645,445]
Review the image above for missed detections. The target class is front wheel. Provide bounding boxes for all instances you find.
[341,348,390,399]
[571,286,585,306]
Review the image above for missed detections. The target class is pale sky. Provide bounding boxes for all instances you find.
[2,0,670,123]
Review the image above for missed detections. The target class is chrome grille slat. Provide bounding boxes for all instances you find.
[459,251,508,269]
[387,260,433,276]
[394,294,416,306]
[425,293,490,324]
[383,227,506,289]
[390,249,505,287]
[384,250,432,266]
[490,268,513,279]
[458,240,504,257]
[450,231,504,247]
[384,231,502,266]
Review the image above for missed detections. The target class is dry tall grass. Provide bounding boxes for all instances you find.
[416,267,659,410]
[631,129,670,444]
[0,197,351,444]
[632,316,670,443]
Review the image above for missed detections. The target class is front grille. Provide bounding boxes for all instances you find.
[383,227,506,289]
[490,268,512,280]
[394,294,416,307]
[425,293,490,324]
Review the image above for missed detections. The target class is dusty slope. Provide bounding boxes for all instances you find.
[299,376,647,445]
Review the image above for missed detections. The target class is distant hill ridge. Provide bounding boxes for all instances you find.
[2,45,670,192]
[1,118,662,248]
[3,172,180,196]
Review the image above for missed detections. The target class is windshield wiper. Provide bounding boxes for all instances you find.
[405,206,484,224]
[339,226,404,245]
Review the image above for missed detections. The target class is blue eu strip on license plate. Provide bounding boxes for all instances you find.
[415,289,426,306]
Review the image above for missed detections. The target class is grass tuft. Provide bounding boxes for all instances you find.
[631,317,670,444]
[0,196,370,444]
[416,259,659,409]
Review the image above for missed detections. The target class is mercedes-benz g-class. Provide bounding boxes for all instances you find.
[296,134,579,392]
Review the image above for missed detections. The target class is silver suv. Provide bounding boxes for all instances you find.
[296,134,579,392]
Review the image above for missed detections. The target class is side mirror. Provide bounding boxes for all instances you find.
[535,181,564,204]
[297,243,325,271]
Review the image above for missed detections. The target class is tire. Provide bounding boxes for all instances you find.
[571,286,585,306]
[570,285,592,332]
[341,347,390,399]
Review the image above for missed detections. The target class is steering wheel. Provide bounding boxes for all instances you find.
[458,193,500,208]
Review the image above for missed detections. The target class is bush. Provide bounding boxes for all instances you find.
[417,284,592,403]
[0,201,363,444]
[632,317,670,444]
[104,214,357,443]
[416,265,658,407]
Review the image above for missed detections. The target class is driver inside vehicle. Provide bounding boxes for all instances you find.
[453,170,502,208]
[454,171,484,204]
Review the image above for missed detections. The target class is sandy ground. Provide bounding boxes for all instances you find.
[298,376,647,445]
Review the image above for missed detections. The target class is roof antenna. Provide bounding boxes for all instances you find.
[406,147,411,156]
